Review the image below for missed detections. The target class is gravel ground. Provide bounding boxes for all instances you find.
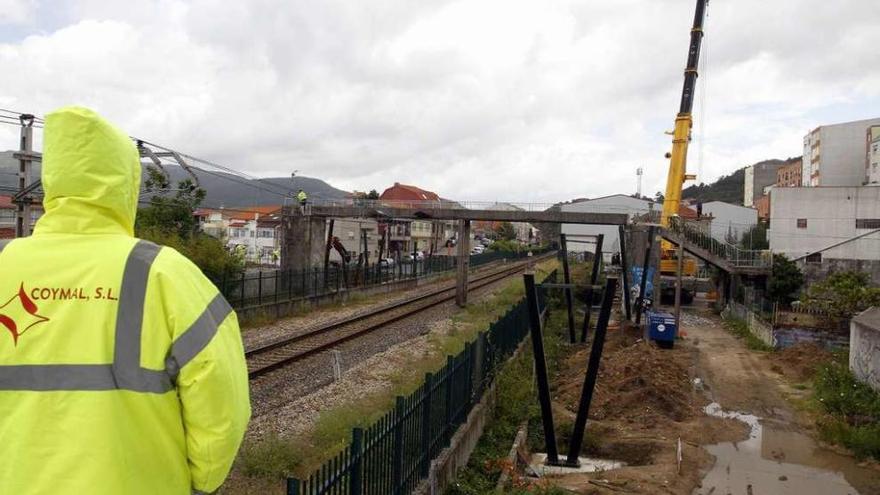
[246,270,521,441]
[242,262,512,351]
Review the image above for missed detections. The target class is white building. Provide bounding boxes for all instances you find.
[802,117,880,187]
[701,201,758,244]
[769,187,880,262]
[561,195,655,258]
[867,126,880,186]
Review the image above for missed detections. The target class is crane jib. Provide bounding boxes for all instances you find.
[679,0,708,115]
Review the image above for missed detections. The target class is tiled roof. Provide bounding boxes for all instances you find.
[380,183,441,202]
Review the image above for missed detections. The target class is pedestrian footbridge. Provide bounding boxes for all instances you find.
[659,217,772,276]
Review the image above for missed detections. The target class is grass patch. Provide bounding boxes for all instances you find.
[722,316,773,352]
[239,433,303,480]
[448,290,574,494]
[813,356,880,460]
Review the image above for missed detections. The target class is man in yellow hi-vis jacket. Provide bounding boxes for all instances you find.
[0,107,251,495]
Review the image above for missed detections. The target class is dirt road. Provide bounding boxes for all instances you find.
[548,306,880,494]
[689,308,880,495]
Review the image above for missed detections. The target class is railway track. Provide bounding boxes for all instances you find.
[246,253,553,379]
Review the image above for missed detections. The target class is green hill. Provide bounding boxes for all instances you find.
[681,168,745,204]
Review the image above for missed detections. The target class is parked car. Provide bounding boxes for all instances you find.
[380,257,395,267]
[414,251,425,261]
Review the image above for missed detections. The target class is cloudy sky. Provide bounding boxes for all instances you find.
[1,0,879,204]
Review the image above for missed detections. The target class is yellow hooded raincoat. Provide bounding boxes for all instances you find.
[0,107,250,494]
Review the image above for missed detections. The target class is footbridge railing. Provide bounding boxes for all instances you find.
[665,217,772,271]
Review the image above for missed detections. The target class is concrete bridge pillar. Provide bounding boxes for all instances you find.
[281,211,326,274]
[455,219,471,307]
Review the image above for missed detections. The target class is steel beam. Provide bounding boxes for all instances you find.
[455,219,471,307]
[524,273,560,465]
[619,225,632,321]
[560,234,576,343]
[565,276,619,466]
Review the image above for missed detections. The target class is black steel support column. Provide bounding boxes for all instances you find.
[618,225,632,321]
[560,234,576,343]
[580,234,604,343]
[565,276,619,466]
[524,273,560,465]
[635,226,655,325]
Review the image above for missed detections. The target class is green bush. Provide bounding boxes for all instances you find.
[802,271,880,318]
[814,360,880,459]
[138,227,244,283]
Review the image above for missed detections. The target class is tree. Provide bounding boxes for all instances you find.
[802,271,880,318]
[739,223,769,250]
[136,166,244,282]
[367,189,380,200]
[767,254,803,304]
[495,222,517,241]
[136,166,205,238]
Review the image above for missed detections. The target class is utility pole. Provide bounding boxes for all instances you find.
[15,114,35,238]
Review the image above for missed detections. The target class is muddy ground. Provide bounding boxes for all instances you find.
[528,304,880,495]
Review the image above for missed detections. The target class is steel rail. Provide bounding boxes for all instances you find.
[246,253,554,379]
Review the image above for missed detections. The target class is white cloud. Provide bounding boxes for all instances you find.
[1,0,879,204]
[0,0,36,25]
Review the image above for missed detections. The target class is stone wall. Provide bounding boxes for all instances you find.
[850,309,880,392]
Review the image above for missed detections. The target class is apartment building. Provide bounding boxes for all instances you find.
[802,117,880,187]
[776,159,802,188]
[867,126,880,186]
[769,187,880,263]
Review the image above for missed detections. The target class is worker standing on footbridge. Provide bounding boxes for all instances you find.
[0,107,250,495]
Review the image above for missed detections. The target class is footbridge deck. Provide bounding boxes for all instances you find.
[301,200,628,225]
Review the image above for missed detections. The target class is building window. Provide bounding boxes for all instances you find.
[856,219,880,229]
[805,252,822,263]
[796,218,807,229]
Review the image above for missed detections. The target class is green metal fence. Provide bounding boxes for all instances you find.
[217,247,552,310]
[287,269,558,495]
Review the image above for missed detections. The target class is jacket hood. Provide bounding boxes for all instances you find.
[34,106,141,236]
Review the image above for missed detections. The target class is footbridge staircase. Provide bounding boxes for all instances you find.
[659,217,772,276]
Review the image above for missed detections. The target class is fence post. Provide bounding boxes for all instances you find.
[313,266,318,296]
[239,271,245,307]
[392,396,405,494]
[420,373,433,478]
[350,427,364,495]
[444,355,454,446]
[286,478,301,495]
[258,270,263,306]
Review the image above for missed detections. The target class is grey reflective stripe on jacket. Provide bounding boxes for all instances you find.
[0,240,233,392]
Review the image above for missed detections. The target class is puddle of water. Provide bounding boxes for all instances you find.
[696,402,880,495]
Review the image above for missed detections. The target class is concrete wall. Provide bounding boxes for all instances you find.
[850,308,880,392]
[769,186,880,261]
[867,127,880,185]
[561,195,654,260]
[725,301,850,350]
[702,201,757,243]
[805,118,880,186]
[798,257,880,286]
